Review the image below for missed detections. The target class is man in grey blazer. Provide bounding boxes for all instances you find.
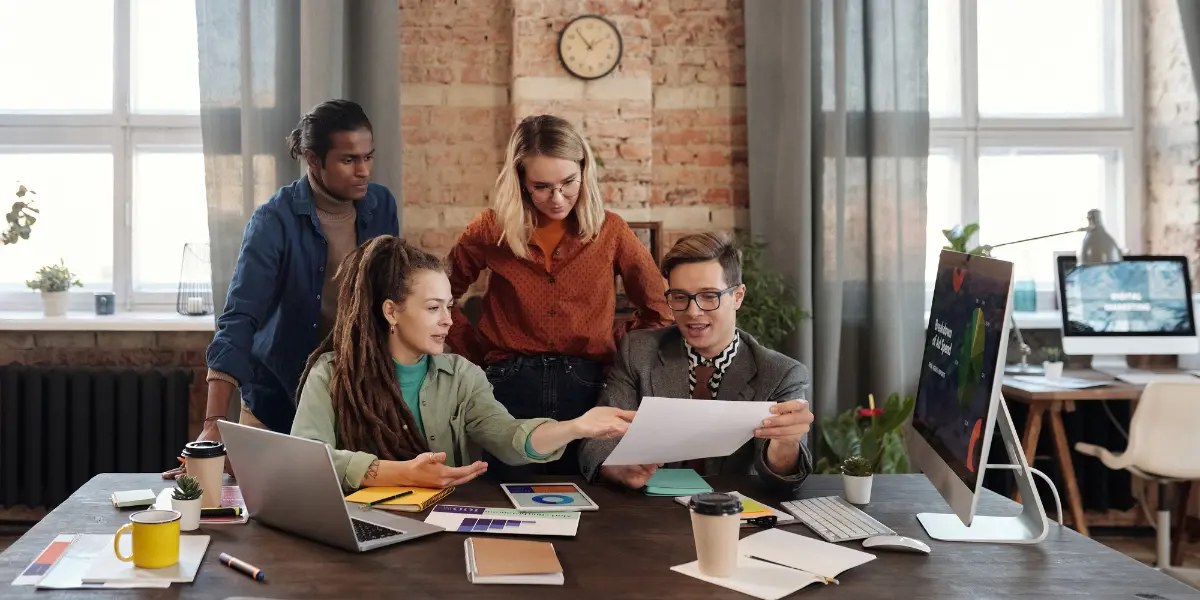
[579,232,814,492]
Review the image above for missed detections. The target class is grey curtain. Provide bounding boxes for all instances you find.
[745,0,929,431]
[195,0,401,315]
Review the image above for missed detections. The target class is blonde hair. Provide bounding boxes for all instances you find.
[492,115,606,258]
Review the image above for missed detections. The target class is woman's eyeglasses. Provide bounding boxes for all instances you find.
[664,286,739,312]
[527,178,581,202]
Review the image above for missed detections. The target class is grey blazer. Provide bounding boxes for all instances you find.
[579,326,813,492]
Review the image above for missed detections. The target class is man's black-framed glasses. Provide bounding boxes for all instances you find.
[664,286,738,312]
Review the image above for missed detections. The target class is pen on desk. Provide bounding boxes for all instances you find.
[219,552,264,582]
[361,490,413,510]
[747,555,839,585]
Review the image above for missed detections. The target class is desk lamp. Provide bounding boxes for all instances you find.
[995,209,1124,375]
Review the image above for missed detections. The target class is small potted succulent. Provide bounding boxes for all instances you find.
[25,259,82,317]
[172,474,204,531]
[1042,347,1065,379]
[841,455,874,505]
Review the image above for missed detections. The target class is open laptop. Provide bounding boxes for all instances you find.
[218,420,443,552]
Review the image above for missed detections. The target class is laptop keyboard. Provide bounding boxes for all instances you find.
[352,518,403,542]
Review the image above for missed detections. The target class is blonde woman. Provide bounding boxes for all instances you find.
[446,114,671,479]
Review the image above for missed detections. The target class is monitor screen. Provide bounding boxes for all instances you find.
[1057,256,1195,336]
[913,251,1013,494]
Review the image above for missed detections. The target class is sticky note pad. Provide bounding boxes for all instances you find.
[644,469,713,496]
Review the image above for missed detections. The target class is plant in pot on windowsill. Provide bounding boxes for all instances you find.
[1043,347,1065,379]
[26,260,82,317]
[172,474,204,531]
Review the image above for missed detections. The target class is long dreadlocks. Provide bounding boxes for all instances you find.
[297,235,443,461]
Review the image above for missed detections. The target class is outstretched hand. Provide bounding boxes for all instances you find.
[402,452,488,488]
[572,407,636,440]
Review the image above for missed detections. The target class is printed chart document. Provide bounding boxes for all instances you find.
[603,397,772,466]
[425,505,580,537]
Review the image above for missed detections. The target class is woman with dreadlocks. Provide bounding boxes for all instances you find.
[291,235,635,490]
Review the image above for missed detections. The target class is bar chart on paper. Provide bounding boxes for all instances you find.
[424,505,580,537]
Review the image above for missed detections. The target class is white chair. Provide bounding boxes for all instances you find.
[1075,381,1200,583]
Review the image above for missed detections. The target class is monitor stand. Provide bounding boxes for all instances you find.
[1091,354,1132,376]
[916,396,1050,544]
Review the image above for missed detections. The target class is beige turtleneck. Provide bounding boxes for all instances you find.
[309,173,359,342]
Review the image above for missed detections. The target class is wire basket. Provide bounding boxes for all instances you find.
[176,243,214,316]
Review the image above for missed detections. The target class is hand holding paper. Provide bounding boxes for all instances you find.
[602,397,773,466]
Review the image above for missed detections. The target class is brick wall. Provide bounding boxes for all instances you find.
[1144,0,1200,274]
[0,331,209,439]
[399,0,747,257]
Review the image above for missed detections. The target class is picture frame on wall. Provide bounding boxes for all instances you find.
[615,221,663,314]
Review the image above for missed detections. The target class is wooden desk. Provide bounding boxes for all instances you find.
[1002,370,1143,537]
[2,473,1197,599]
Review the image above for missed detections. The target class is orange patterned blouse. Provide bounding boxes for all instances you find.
[446,209,672,366]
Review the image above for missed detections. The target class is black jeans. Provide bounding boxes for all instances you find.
[483,354,606,480]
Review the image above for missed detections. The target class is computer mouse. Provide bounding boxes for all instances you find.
[861,535,931,554]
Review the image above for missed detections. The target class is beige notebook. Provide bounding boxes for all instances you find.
[464,537,564,585]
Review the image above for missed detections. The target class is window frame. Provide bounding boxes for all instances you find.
[930,0,1144,307]
[0,0,202,312]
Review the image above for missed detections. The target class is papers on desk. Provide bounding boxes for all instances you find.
[602,397,772,466]
[1114,372,1200,385]
[671,529,876,600]
[1010,375,1110,389]
[673,491,795,527]
[12,533,209,590]
[425,505,580,537]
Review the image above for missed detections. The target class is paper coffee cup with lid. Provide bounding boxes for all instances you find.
[181,440,226,508]
[688,492,743,577]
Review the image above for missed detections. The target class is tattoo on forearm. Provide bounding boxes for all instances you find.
[366,460,380,481]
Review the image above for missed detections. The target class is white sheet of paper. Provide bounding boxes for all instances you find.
[35,535,171,590]
[738,528,875,580]
[603,397,772,466]
[671,556,821,600]
[82,535,209,584]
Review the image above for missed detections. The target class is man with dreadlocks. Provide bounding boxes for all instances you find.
[291,236,635,490]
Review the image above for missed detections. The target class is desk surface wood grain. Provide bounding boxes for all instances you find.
[1,473,1196,599]
[1003,369,1144,402]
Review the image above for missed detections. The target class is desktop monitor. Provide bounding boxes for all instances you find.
[1055,255,1199,358]
[907,250,1047,543]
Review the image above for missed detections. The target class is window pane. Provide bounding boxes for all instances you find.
[133,150,209,291]
[0,153,114,291]
[926,152,962,283]
[131,0,201,114]
[0,1,114,112]
[977,0,1121,117]
[978,150,1120,286]
[928,0,961,118]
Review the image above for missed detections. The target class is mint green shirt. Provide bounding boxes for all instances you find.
[292,352,566,489]
[394,356,429,438]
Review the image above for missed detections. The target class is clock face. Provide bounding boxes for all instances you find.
[558,15,622,80]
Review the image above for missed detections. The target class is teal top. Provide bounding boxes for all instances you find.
[394,356,429,438]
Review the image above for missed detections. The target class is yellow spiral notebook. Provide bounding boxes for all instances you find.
[345,486,454,513]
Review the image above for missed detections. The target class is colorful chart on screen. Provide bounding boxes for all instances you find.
[500,483,600,512]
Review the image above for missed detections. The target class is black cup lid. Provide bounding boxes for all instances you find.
[181,440,226,458]
[688,492,743,516]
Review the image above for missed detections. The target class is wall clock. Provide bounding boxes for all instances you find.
[558,15,623,80]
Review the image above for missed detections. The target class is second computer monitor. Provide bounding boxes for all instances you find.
[1056,255,1199,356]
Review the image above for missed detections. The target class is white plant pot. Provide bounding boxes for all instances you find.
[41,291,68,317]
[172,496,202,531]
[843,474,873,505]
[1043,361,1064,379]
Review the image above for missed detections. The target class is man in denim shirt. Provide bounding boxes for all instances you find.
[164,100,398,478]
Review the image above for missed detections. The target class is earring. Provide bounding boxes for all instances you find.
[390,324,395,334]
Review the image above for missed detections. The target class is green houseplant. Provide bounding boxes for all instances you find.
[840,455,874,504]
[735,233,810,352]
[26,260,82,317]
[171,474,204,531]
[3,184,38,246]
[815,392,915,476]
[1042,347,1065,379]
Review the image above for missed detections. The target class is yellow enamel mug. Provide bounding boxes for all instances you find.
[113,509,181,569]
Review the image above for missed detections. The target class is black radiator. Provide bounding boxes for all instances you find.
[0,365,192,509]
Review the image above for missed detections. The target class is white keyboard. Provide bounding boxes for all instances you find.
[780,496,894,543]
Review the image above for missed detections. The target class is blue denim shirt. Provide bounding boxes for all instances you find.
[206,176,399,433]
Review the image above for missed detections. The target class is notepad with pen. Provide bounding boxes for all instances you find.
[345,486,453,513]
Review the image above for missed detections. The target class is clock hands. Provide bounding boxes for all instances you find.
[578,30,596,50]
